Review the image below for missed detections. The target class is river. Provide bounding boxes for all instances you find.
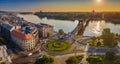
[17,14,120,36]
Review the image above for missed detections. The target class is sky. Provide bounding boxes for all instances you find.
[0,0,120,12]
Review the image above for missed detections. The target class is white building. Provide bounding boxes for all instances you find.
[0,45,12,64]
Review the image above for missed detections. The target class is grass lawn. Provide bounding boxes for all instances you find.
[46,40,71,52]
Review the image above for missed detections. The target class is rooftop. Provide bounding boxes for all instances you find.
[0,22,13,31]
[36,23,53,28]
[11,28,33,40]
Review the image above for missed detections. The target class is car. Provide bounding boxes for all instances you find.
[28,53,33,56]
[36,55,43,60]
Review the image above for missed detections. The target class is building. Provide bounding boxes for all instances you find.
[0,14,39,51]
[11,26,39,51]
[0,45,12,64]
[0,22,14,40]
[35,23,55,38]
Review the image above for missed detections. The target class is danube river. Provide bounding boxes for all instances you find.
[18,14,120,36]
[18,14,79,33]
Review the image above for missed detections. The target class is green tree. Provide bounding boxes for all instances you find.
[0,37,4,45]
[97,42,101,46]
[114,59,120,64]
[66,56,78,64]
[105,51,116,61]
[76,55,84,61]
[86,55,104,64]
[58,29,65,36]
[91,36,97,41]
[1,61,6,64]
[102,28,117,47]
[111,33,118,46]
[35,55,54,64]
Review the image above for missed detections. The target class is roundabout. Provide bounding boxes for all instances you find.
[46,40,71,52]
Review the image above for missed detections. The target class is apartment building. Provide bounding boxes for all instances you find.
[11,26,39,51]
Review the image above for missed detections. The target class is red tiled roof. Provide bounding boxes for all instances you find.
[11,29,33,40]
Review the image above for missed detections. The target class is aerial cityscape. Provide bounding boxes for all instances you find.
[0,0,120,64]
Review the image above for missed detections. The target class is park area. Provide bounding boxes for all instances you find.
[46,40,71,52]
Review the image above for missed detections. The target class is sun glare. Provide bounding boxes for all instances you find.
[96,0,102,3]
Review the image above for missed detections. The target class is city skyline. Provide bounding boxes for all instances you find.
[0,0,120,12]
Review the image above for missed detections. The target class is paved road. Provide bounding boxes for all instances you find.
[54,53,84,64]
[12,51,42,64]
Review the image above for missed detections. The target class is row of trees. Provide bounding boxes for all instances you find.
[66,55,84,64]
[88,28,118,47]
[87,51,120,64]
[86,36,103,46]
[58,28,118,47]
[35,55,83,64]
[35,51,120,64]
[35,55,54,64]
[86,55,103,64]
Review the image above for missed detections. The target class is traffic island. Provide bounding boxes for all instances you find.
[46,40,71,52]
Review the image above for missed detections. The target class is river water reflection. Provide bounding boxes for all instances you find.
[83,20,120,36]
[18,14,120,36]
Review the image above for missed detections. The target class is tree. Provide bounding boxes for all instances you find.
[76,55,84,61]
[1,61,6,64]
[105,51,116,61]
[101,28,117,47]
[114,59,120,64]
[97,41,101,46]
[0,37,4,45]
[58,29,65,36]
[66,56,78,64]
[111,33,118,46]
[86,55,103,64]
[66,55,84,64]
[35,55,54,64]
[91,36,97,41]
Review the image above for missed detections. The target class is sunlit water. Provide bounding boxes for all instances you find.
[83,20,120,36]
[17,14,79,33]
[18,14,120,36]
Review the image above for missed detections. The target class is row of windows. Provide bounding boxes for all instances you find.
[23,44,35,50]
[11,35,36,51]
[23,39,35,43]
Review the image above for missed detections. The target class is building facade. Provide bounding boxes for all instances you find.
[0,22,14,40]
[0,45,12,64]
[11,26,39,51]
[35,23,55,38]
[0,14,39,51]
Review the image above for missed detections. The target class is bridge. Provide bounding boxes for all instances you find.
[71,18,91,36]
